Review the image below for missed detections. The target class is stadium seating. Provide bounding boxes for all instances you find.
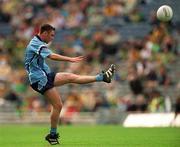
[0,0,179,124]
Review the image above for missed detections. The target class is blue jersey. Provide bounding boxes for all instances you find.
[24,35,53,90]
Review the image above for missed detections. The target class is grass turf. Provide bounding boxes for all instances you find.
[0,125,180,147]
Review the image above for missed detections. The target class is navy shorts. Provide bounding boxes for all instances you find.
[30,72,56,95]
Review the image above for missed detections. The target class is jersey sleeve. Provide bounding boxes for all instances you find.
[37,45,53,58]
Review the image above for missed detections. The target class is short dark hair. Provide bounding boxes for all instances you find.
[40,24,55,34]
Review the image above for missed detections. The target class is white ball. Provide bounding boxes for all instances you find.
[156,5,173,22]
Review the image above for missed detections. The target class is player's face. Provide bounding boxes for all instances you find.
[45,30,55,43]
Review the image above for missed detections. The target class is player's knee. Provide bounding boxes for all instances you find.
[68,74,78,82]
[53,102,63,112]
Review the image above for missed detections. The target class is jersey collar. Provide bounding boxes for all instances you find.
[36,35,43,42]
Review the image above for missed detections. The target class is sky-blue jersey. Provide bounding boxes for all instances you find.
[24,35,53,90]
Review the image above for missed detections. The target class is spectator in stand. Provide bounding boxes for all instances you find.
[60,90,82,124]
[99,28,121,63]
[127,67,144,95]
[174,96,180,119]
[146,68,158,89]
[148,90,164,112]
[171,96,180,125]
[158,65,171,87]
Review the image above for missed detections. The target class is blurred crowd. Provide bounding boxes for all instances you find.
[0,0,180,117]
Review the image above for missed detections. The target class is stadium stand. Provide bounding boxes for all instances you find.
[0,0,179,124]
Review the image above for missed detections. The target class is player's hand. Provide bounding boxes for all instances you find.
[70,56,85,62]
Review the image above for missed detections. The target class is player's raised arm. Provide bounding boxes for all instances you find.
[48,53,84,62]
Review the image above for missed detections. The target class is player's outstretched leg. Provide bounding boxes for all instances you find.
[54,64,116,86]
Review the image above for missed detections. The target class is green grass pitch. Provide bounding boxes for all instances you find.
[0,125,180,147]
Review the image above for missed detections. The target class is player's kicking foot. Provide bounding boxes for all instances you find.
[102,64,115,83]
[45,133,60,145]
